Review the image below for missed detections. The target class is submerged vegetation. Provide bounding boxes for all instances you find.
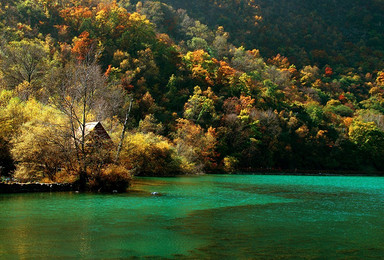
[1,0,384,190]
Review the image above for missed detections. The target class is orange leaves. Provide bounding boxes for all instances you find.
[94,3,130,35]
[61,6,92,19]
[239,95,255,113]
[247,49,260,58]
[175,118,203,144]
[60,6,92,29]
[104,65,112,77]
[295,125,309,138]
[120,72,135,92]
[156,33,174,46]
[174,119,218,171]
[376,71,384,87]
[316,129,327,139]
[202,126,218,163]
[254,15,263,25]
[175,118,217,148]
[54,24,70,37]
[369,86,384,97]
[58,2,132,50]
[185,50,235,86]
[71,31,93,60]
[325,66,333,77]
[185,50,215,85]
[78,30,89,38]
[268,54,290,69]
[186,49,211,64]
[223,95,255,115]
[191,65,214,85]
[216,61,236,85]
[343,117,354,128]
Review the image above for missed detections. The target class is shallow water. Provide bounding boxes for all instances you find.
[0,175,383,259]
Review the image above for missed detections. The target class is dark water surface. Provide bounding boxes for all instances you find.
[1,175,383,259]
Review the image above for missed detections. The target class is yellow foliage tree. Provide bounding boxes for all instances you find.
[120,132,180,176]
[11,102,72,182]
[174,119,218,173]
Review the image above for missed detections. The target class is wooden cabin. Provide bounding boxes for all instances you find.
[76,122,114,167]
[82,122,111,141]
[76,122,112,146]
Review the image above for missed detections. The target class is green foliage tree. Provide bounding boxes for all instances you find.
[184,86,218,126]
[119,12,156,56]
[138,114,164,134]
[0,38,52,96]
[349,120,384,169]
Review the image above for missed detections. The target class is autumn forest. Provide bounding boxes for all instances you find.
[1,0,384,191]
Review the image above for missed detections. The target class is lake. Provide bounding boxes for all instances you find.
[1,175,383,259]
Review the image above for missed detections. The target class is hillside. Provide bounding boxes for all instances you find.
[132,0,384,71]
[1,0,384,188]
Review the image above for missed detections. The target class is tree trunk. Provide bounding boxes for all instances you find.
[115,98,133,163]
[79,88,87,191]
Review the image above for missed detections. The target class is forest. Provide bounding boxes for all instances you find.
[1,0,384,191]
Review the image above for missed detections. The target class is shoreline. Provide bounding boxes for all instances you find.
[2,170,383,194]
[0,182,75,194]
[236,168,384,177]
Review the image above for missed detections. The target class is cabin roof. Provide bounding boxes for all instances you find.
[77,121,111,140]
[83,122,101,136]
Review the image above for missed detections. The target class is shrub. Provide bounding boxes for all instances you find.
[223,156,239,173]
[13,163,42,182]
[120,132,181,176]
[89,164,132,192]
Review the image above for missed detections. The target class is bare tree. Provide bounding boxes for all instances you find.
[48,59,106,190]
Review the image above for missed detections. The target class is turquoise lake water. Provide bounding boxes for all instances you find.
[0,175,384,259]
